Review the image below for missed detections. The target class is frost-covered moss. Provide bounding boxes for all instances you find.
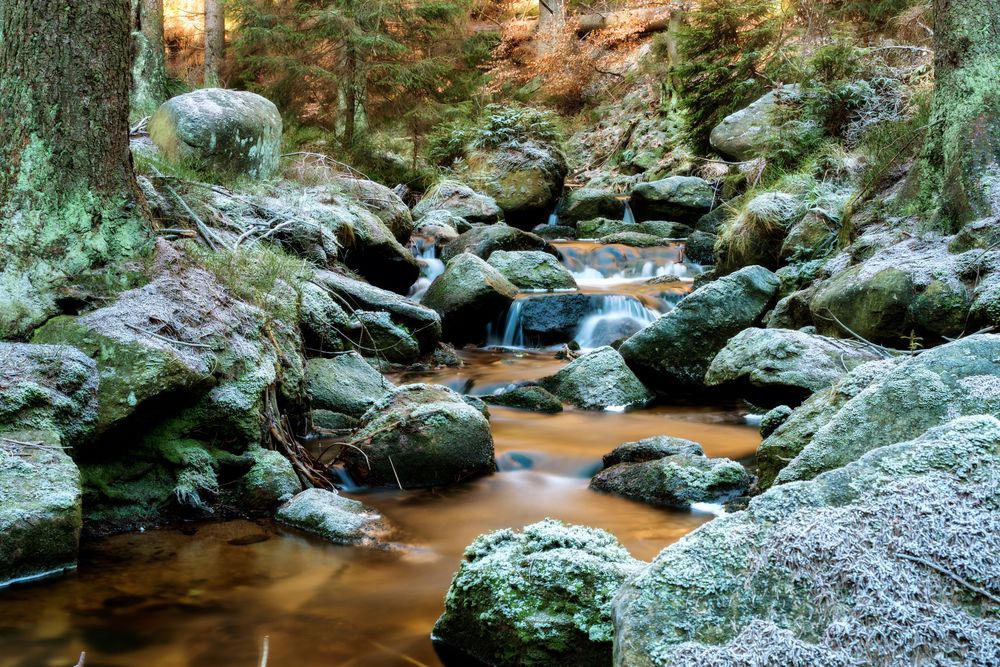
[614,416,1000,667]
[434,519,643,667]
[276,488,389,547]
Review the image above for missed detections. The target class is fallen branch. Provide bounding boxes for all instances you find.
[124,322,219,350]
[897,552,1000,605]
[73,652,86,667]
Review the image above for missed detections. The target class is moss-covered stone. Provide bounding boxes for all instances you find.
[237,447,302,512]
[305,352,394,417]
[557,188,625,225]
[629,176,716,225]
[0,430,82,586]
[483,386,564,413]
[540,346,654,411]
[442,224,556,262]
[412,180,504,225]
[276,488,390,547]
[433,519,642,667]
[487,250,577,290]
[423,253,519,346]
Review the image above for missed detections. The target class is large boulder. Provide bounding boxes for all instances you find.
[629,177,716,225]
[773,334,1000,485]
[0,344,98,447]
[464,141,568,229]
[619,266,780,392]
[487,250,577,290]
[341,384,495,489]
[433,519,643,667]
[0,431,82,586]
[237,447,302,512]
[413,180,504,225]
[557,188,625,226]
[810,238,971,347]
[613,417,1000,667]
[442,224,556,263]
[328,176,413,243]
[591,438,750,509]
[515,293,603,345]
[310,269,441,354]
[422,254,519,345]
[709,85,799,161]
[756,358,899,489]
[705,328,885,406]
[276,488,391,548]
[149,88,282,179]
[305,353,394,418]
[540,347,654,411]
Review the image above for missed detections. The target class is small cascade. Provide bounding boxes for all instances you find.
[556,242,690,283]
[487,300,526,348]
[407,236,445,300]
[547,199,561,226]
[574,295,660,349]
[622,199,636,225]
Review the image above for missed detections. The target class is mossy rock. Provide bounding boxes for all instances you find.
[423,254,518,346]
[433,519,642,667]
[629,176,716,225]
[276,488,390,547]
[540,346,654,411]
[557,188,624,225]
[237,447,302,512]
[487,250,577,291]
[483,386,563,413]
[305,352,394,417]
[413,180,504,225]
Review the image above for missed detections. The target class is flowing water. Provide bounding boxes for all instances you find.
[0,242,759,667]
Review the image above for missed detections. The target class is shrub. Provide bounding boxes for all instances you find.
[427,103,562,166]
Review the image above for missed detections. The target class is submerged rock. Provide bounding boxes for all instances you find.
[276,488,390,547]
[483,386,563,413]
[433,519,642,667]
[614,416,1000,667]
[629,176,716,225]
[0,343,99,447]
[619,266,780,392]
[305,353,394,418]
[442,224,556,262]
[0,431,82,585]
[540,346,654,411]
[341,384,495,489]
[487,250,577,290]
[149,88,282,179]
[591,437,749,509]
[705,328,885,405]
[413,180,504,225]
[423,254,519,345]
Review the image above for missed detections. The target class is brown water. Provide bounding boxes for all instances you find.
[1,244,758,667]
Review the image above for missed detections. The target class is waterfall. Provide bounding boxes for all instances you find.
[408,237,446,301]
[547,199,561,226]
[574,295,660,349]
[622,200,636,225]
[487,300,526,348]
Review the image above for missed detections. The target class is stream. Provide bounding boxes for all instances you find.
[0,240,760,667]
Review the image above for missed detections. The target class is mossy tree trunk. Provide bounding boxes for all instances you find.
[130,0,168,121]
[0,0,149,338]
[204,0,225,87]
[916,0,1000,230]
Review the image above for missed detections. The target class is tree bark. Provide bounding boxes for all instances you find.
[131,0,168,119]
[204,0,225,87]
[0,0,149,336]
[344,48,359,145]
[537,0,567,33]
[916,0,1000,229]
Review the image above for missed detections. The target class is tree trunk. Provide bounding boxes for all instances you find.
[0,0,149,337]
[131,0,168,120]
[537,0,567,33]
[204,0,225,87]
[344,48,358,145]
[916,0,1000,230]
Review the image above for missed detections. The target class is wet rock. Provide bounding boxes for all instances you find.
[149,88,282,179]
[487,250,577,290]
[276,488,390,547]
[591,443,750,509]
[540,346,654,411]
[413,180,504,225]
[433,519,642,667]
[629,176,716,225]
[464,141,568,229]
[759,405,793,438]
[0,343,99,447]
[557,188,625,225]
[416,209,472,233]
[599,232,665,248]
[685,230,717,265]
[327,176,413,243]
[810,238,971,346]
[619,266,780,392]
[602,436,705,466]
[341,384,495,489]
[423,254,518,345]
[774,334,1000,485]
[305,353,394,418]
[0,431,82,585]
[756,358,897,489]
[577,218,692,240]
[310,269,441,354]
[613,416,1000,667]
[311,409,359,431]
[705,328,885,406]
[483,386,563,413]
[709,85,799,161]
[533,224,577,241]
[237,447,302,512]
[351,311,422,364]
[518,293,603,345]
[442,224,556,262]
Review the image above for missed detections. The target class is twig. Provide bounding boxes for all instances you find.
[124,323,218,350]
[259,636,270,667]
[897,552,1000,605]
[129,117,149,135]
[387,455,404,490]
[813,310,902,359]
[73,653,86,667]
